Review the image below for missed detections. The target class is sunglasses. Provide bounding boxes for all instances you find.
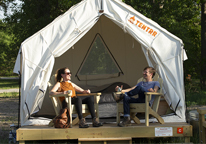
[65,72,72,75]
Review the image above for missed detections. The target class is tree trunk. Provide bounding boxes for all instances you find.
[201,2,206,89]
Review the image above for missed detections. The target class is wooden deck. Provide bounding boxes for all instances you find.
[16,122,192,144]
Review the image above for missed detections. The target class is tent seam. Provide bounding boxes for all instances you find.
[122,12,130,33]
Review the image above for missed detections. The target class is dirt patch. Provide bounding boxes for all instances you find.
[0,98,19,143]
[0,88,19,93]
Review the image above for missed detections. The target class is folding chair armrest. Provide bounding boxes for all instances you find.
[76,93,101,104]
[197,107,206,115]
[49,93,72,98]
[115,92,163,96]
[144,92,163,96]
[197,107,206,143]
[144,92,163,112]
[76,93,101,97]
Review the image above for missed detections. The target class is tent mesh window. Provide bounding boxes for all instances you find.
[76,34,122,80]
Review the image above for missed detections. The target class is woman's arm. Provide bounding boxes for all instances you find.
[72,83,91,94]
[49,82,67,95]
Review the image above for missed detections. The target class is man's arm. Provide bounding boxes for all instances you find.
[147,86,159,92]
[153,85,159,92]
[115,85,136,93]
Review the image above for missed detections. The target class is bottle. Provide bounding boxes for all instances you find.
[67,90,72,95]
[117,87,122,92]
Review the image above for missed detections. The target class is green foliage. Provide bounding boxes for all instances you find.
[0,79,19,89]
[123,0,201,79]
[184,70,206,106]
[0,19,16,76]
[0,0,14,12]
[196,0,206,4]
[0,92,19,97]
[5,0,81,51]
[185,77,206,107]
[186,90,206,107]
[0,0,82,76]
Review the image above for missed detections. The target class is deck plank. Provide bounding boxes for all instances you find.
[16,122,192,142]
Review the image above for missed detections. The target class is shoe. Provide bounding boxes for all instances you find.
[93,117,103,127]
[118,117,131,127]
[112,92,124,103]
[79,118,89,128]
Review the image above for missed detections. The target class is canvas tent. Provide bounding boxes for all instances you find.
[13,0,187,126]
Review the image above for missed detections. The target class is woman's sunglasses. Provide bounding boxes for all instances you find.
[65,72,72,75]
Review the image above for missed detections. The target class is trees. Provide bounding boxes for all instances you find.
[0,19,15,75]
[123,0,202,86]
[0,0,13,11]
[5,0,81,50]
[0,0,81,76]
[200,2,206,89]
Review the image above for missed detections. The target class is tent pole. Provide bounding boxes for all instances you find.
[99,0,104,13]
[101,0,102,10]
[17,52,22,128]
[18,71,21,128]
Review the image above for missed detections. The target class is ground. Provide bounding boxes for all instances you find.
[0,98,18,143]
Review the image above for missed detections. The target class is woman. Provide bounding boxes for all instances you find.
[50,67,103,128]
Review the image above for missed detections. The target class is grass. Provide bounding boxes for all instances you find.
[0,92,19,98]
[185,79,206,107]
[0,79,19,89]
[186,91,206,107]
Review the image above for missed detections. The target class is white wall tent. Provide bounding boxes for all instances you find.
[13,0,187,126]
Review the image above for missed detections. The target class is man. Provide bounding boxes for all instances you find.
[112,66,160,127]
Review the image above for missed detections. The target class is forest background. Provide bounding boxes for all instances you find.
[0,0,206,90]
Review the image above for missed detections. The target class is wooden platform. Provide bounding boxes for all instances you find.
[16,122,192,144]
[197,107,206,143]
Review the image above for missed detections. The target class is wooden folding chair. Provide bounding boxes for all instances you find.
[116,77,164,126]
[48,75,101,128]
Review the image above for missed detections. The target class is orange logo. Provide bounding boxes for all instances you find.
[128,16,135,24]
[177,128,183,134]
[128,16,157,37]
